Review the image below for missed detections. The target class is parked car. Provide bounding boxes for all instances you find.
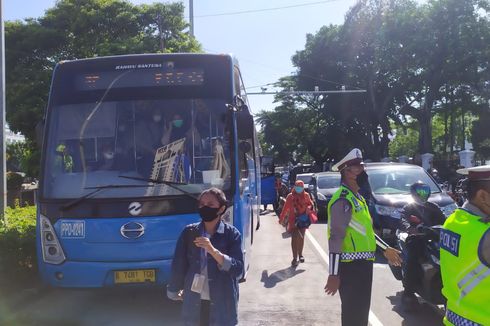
[309,172,341,220]
[364,163,457,243]
[295,172,318,211]
[289,164,313,185]
[308,163,457,231]
[295,173,314,190]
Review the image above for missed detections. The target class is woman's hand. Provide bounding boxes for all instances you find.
[194,236,225,266]
[194,236,215,254]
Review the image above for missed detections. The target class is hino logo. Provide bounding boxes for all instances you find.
[128,202,142,216]
[120,222,145,239]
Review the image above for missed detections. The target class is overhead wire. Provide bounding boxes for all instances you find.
[193,0,344,18]
[198,1,363,91]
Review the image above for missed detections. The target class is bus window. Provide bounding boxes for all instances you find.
[43,98,231,199]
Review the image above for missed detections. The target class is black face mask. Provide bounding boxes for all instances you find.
[198,206,221,222]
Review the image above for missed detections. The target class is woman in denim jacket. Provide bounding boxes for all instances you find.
[167,187,244,326]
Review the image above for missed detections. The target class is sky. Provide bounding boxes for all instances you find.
[3,0,368,114]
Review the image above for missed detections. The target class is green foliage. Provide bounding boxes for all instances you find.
[6,141,38,176]
[472,111,490,159]
[262,0,490,163]
[6,0,202,177]
[0,205,38,288]
[6,172,24,191]
[389,123,419,158]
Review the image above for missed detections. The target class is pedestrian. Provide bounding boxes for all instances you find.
[324,148,402,326]
[440,165,490,326]
[279,180,317,266]
[167,187,244,326]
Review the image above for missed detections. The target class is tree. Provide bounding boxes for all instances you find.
[5,0,201,176]
[260,0,489,164]
[472,110,490,160]
[398,0,489,153]
[389,120,419,159]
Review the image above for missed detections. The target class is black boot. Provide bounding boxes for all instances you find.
[401,290,419,311]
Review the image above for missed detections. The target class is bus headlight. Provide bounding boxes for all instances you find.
[40,215,66,265]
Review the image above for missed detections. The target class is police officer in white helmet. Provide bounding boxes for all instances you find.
[324,148,402,326]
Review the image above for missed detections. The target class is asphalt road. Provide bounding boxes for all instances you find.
[1,211,444,326]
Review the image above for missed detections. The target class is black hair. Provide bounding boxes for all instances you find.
[198,187,228,208]
[467,180,490,200]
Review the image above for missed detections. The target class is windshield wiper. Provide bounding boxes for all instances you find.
[61,184,151,211]
[118,175,198,200]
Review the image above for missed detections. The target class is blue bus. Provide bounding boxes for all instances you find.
[37,54,261,287]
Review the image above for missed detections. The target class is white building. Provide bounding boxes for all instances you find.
[5,124,25,144]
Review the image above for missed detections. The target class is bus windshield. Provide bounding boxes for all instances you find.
[43,98,232,199]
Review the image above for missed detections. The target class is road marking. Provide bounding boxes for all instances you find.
[305,230,385,326]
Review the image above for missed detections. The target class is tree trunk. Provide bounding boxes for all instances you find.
[419,100,433,153]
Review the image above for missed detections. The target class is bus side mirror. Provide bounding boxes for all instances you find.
[35,119,45,149]
[237,112,254,139]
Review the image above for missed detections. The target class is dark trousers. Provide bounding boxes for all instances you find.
[402,236,425,294]
[338,260,373,326]
[200,300,210,326]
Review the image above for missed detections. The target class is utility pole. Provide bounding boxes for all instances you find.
[0,0,6,216]
[189,0,194,37]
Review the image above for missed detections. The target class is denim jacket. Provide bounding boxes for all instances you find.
[167,220,244,326]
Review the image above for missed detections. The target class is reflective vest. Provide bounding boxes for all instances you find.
[440,208,490,326]
[327,185,376,262]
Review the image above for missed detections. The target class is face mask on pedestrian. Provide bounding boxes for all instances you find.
[295,186,304,193]
[198,205,222,222]
[173,119,184,128]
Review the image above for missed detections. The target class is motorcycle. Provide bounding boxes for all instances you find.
[274,182,290,217]
[389,225,446,306]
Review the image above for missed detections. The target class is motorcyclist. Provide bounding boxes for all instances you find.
[398,181,446,307]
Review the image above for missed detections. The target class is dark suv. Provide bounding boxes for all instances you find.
[309,163,457,232]
[364,163,457,242]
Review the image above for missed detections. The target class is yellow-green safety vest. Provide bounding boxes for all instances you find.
[440,208,490,326]
[327,185,376,262]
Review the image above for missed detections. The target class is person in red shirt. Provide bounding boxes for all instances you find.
[279,180,315,266]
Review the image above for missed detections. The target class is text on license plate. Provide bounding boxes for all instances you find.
[114,269,156,284]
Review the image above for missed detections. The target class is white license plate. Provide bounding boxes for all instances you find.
[382,228,392,237]
[60,221,85,239]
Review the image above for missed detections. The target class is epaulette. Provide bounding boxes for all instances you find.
[339,189,349,198]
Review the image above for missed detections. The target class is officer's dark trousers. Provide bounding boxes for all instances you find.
[339,260,374,326]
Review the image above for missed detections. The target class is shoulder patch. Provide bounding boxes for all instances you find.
[340,189,349,198]
[440,229,461,257]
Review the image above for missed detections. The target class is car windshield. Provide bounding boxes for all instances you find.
[317,175,341,189]
[42,98,231,199]
[296,174,312,184]
[367,167,440,195]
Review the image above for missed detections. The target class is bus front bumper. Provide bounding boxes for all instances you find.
[39,259,172,288]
